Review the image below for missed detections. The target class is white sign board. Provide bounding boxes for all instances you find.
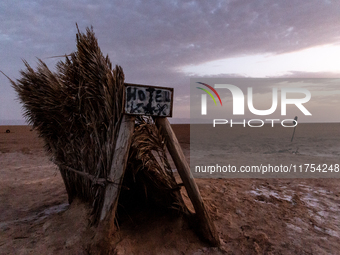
[124,84,173,117]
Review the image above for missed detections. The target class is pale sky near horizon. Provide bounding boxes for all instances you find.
[1,1,340,124]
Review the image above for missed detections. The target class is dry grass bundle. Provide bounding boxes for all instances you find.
[122,116,187,213]
[8,26,187,224]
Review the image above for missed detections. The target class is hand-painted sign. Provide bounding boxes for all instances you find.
[124,83,173,117]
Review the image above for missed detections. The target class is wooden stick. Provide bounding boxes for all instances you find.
[59,165,107,186]
[100,115,135,222]
[154,117,220,246]
[291,116,298,142]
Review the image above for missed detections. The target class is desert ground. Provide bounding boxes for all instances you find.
[0,124,340,254]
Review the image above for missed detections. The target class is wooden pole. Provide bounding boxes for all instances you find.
[100,115,135,222]
[291,116,298,142]
[154,117,220,246]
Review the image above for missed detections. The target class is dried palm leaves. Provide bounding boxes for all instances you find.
[9,26,187,224]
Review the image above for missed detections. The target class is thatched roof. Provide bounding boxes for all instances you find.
[9,26,187,224]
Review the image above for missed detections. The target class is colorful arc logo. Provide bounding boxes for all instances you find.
[196,82,222,106]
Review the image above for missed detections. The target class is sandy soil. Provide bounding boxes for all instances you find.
[0,125,340,254]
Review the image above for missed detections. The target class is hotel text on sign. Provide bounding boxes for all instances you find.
[124,83,173,117]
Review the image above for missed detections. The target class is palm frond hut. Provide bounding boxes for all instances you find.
[8,27,220,252]
[9,27,187,225]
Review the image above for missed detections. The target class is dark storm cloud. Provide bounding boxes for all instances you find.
[1,0,339,121]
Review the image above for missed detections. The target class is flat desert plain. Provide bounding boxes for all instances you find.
[0,124,340,254]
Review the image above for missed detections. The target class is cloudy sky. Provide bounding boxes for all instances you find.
[1,0,340,124]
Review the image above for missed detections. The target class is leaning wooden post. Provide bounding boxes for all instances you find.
[123,83,219,246]
[100,114,135,225]
[155,117,220,246]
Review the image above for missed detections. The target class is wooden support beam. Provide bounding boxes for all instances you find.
[154,117,220,246]
[100,115,135,222]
